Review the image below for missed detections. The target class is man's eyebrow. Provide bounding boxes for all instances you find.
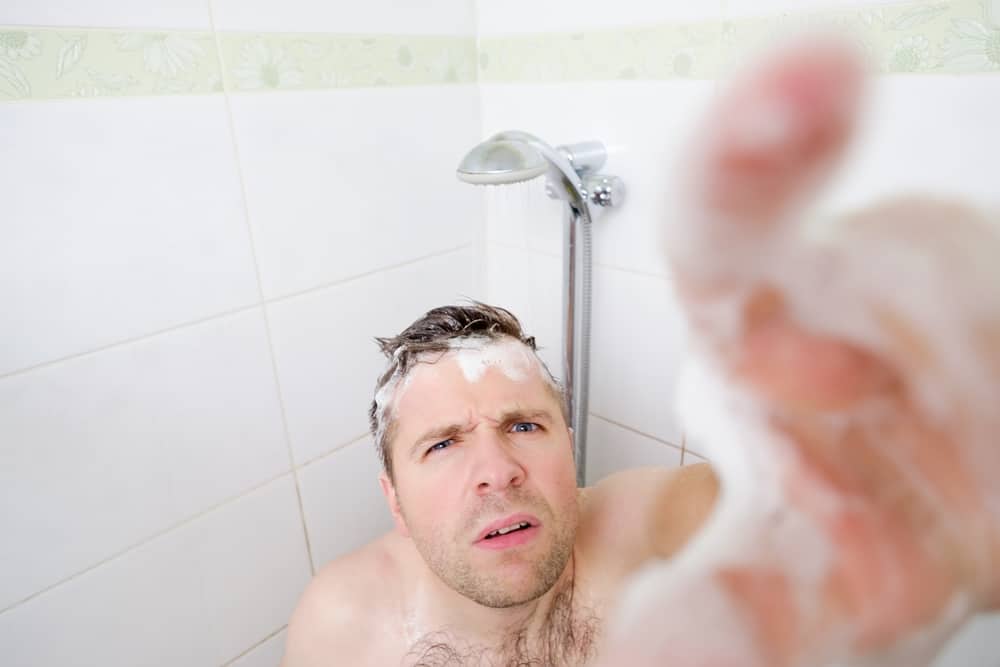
[409,423,467,459]
[496,408,554,425]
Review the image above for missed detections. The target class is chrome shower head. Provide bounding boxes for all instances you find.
[456,139,548,185]
[456,130,624,209]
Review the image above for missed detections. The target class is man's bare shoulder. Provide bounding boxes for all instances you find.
[576,464,719,580]
[282,532,406,667]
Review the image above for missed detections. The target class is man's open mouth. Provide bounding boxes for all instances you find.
[483,521,532,539]
[475,514,541,548]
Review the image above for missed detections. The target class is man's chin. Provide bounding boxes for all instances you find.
[468,580,552,609]
[448,562,556,609]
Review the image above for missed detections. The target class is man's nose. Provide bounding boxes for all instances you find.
[473,432,525,494]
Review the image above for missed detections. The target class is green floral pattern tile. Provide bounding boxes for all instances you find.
[0,28,476,101]
[1,0,997,102]
[719,0,1000,76]
[0,29,221,100]
[479,0,1000,81]
[478,21,723,83]
[216,33,476,91]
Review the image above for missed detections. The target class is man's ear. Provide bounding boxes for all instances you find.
[567,426,575,453]
[379,472,410,537]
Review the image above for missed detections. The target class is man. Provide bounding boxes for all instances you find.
[284,301,719,666]
[284,38,1000,666]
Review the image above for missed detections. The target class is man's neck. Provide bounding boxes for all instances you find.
[405,546,579,648]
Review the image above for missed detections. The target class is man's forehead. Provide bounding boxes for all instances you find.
[393,344,557,419]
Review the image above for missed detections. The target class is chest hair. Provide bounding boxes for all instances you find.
[402,578,601,667]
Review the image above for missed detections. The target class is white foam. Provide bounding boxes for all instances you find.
[446,337,539,383]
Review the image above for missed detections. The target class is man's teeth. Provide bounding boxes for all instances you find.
[486,521,530,538]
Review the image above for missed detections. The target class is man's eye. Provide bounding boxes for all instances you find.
[511,422,539,433]
[427,439,453,454]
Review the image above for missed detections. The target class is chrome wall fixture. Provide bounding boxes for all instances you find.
[456,131,625,486]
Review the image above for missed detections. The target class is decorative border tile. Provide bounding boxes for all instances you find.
[478,21,723,83]
[720,0,1000,76]
[1,0,997,102]
[479,0,1000,82]
[0,28,476,101]
[0,28,221,100]
[216,33,476,92]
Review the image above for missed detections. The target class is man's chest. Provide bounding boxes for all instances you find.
[398,586,605,667]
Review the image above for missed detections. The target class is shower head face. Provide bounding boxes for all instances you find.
[456,139,548,185]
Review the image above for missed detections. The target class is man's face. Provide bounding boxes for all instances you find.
[381,340,579,608]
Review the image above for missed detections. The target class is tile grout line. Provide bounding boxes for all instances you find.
[488,239,559,260]
[487,239,680,281]
[220,624,287,666]
[0,301,259,383]
[295,432,372,470]
[206,0,317,578]
[269,242,474,305]
[0,82,484,107]
[0,426,373,620]
[589,411,684,452]
[0,469,293,618]
[0,244,475,385]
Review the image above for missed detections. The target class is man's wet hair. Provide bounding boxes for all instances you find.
[369,301,564,483]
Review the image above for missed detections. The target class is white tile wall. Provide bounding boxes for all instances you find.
[4,1,997,664]
[476,0,724,35]
[817,75,1000,218]
[0,476,311,667]
[211,0,477,34]
[684,432,711,460]
[0,308,290,611]
[267,248,481,465]
[589,265,687,447]
[934,613,1000,667]
[585,415,682,486]
[0,0,211,29]
[229,630,287,667]
[297,437,395,569]
[0,97,259,377]
[485,243,563,381]
[227,86,484,300]
[683,449,708,466]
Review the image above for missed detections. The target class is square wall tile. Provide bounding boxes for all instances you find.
[0,309,290,611]
[0,96,259,376]
[933,613,1000,667]
[683,450,709,466]
[477,0,723,35]
[267,248,479,465]
[228,86,484,299]
[297,437,395,569]
[684,432,712,459]
[589,266,688,446]
[0,1,210,29]
[0,476,311,667]
[584,415,681,486]
[211,0,476,34]
[229,630,287,667]
[817,75,1000,218]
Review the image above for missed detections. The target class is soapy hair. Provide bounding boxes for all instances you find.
[369,302,564,483]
